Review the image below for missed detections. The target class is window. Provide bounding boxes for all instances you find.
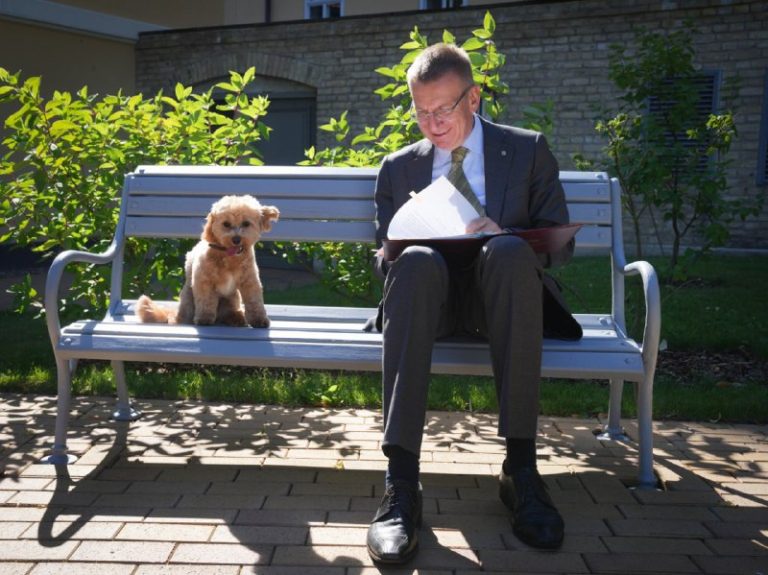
[306,0,342,20]
[420,0,468,9]
[758,70,768,185]
[646,71,720,173]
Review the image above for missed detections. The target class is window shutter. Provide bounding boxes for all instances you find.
[647,71,719,173]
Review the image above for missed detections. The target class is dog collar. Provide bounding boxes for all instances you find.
[209,243,245,256]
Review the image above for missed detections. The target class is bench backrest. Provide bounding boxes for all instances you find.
[117,165,629,328]
[123,165,622,253]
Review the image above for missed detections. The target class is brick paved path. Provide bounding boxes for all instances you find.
[1,393,766,574]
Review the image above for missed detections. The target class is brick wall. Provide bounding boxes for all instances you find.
[136,0,768,252]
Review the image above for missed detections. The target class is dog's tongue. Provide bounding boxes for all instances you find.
[226,246,240,256]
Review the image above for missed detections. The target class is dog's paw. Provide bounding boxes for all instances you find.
[194,315,216,326]
[247,315,271,328]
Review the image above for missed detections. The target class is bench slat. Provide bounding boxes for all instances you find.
[127,195,612,226]
[128,175,378,199]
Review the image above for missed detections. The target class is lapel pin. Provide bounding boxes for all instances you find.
[501,150,507,156]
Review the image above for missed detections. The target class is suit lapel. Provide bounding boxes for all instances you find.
[481,118,515,223]
[404,139,433,196]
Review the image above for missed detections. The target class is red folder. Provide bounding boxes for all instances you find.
[382,223,582,263]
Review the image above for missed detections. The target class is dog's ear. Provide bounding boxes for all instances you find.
[260,205,280,233]
[202,212,217,243]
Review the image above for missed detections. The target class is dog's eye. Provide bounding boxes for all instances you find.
[241,221,251,228]
[222,222,232,229]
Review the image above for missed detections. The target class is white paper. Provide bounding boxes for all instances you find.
[387,176,481,239]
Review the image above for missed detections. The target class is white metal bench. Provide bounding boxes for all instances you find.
[44,165,660,487]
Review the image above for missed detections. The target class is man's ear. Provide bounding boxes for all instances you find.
[260,206,280,233]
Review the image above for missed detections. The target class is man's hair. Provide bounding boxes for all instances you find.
[406,43,474,87]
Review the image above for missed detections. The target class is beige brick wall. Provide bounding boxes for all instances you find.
[136,0,768,251]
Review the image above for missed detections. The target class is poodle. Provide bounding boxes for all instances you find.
[136,194,280,327]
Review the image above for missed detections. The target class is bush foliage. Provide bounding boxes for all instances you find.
[0,68,270,316]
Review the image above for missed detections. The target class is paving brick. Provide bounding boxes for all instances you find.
[479,550,589,572]
[147,508,238,525]
[271,544,373,567]
[71,540,174,563]
[1,539,79,561]
[0,521,33,539]
[170,542,272,565]
[692,555,768,574]
[177,494,266,509]
[211,524,307,545]
[207,481,291,496]
[117,522,215,542]
[262,495,350,511]
[126,480,211,495]
[30,521,123,541]
[704,537,768,556]
[703,521,768,539]
[603,536,712,555]
[134,566,240,575]
[0,563,34,575]
[235,509,327,527]
[607,518,711,538]
[29,563,137,575]
[584,552,700,573]
[618,503,719,521]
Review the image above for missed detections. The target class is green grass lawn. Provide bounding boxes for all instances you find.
[1,254,766,423]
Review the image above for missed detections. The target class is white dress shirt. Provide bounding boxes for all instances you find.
[431,114,486,208]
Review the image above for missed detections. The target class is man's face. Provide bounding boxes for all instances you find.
[410,72,481,151]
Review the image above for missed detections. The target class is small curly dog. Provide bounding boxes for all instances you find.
[136,194,280,328]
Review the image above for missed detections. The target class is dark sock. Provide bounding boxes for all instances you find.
[385,445,419,489]
[503,437,537,474]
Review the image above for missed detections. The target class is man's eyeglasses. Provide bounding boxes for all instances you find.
[411,84,473,123]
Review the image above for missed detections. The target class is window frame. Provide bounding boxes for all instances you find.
[305,0,344,20]
[419,0,469,10]
[757,70,768,186]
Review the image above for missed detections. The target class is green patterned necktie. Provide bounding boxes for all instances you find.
[448,146,485,216]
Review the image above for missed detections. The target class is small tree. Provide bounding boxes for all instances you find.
[0,67,271,316]
[289,12,510,299]
[596,25,761,274]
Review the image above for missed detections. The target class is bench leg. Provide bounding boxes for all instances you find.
[597,378,629,441]
[636,371,656,489]
[42,358,78,464]
[111,360,142,422]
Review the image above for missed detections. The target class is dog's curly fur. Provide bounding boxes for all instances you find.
[136,195,280,328]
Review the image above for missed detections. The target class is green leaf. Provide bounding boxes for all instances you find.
[50,120,78,138]
[442,30,455,44]
[375,67,397,79]
[461,37,486,51]
[400,40,421,50]
[483,11,496,35]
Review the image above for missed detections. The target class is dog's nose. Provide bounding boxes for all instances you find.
[232,236,241,245]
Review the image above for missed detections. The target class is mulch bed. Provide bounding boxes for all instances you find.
[657,348,768,386]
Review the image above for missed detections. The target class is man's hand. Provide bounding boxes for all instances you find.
[466,216,503,234]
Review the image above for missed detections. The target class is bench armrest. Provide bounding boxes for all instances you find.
[621,260,661,371]
[45,241,120,347]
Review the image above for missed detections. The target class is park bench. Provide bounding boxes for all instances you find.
[44,165,660,487]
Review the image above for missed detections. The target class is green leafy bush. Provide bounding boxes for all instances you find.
[595,25,762,275]
[0,67,270,315]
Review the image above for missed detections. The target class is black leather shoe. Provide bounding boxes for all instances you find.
[366,480,422,564]
[499,467,564,549]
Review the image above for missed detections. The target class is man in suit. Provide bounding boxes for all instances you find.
[366,43,582,564]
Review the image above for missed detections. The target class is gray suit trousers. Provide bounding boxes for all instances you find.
[381,235,543,457]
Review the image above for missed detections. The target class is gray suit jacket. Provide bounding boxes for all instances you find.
[373,116,582,340]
